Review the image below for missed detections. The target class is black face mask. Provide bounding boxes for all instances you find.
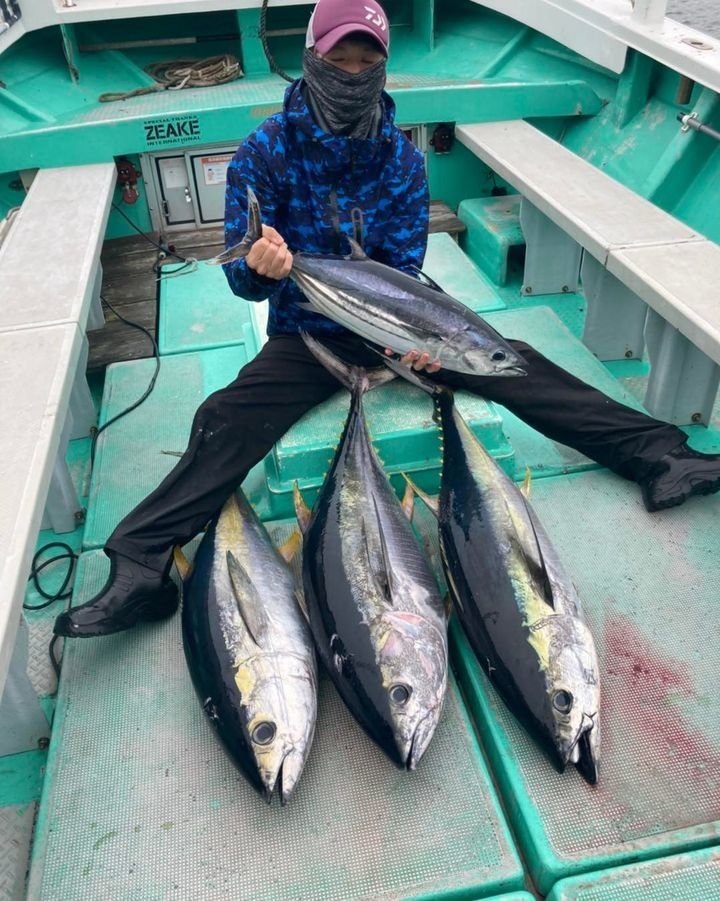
[302,48,386,139]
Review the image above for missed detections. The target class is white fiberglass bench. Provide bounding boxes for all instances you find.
[0,163,115,532]
[457,120,720,427]
[0,162,115,753]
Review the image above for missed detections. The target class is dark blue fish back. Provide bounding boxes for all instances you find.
[223,80,429,337]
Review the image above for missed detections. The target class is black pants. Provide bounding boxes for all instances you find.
[107,333,684,569]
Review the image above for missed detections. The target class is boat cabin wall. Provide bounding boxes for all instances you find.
[0,2,718,244]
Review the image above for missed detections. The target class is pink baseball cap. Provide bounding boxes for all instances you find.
[306,0,390,56]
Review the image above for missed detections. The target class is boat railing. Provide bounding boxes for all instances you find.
[457,119,720,428]
[0,162,115,753]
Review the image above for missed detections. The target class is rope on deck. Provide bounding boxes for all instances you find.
[98,54,242,103]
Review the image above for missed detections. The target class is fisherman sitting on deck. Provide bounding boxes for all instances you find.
[55,0,720,639]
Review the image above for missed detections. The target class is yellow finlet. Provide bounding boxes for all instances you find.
[293,481,313,534]
[520,466,532,499]
[173,545,192,582]
[277,528,301,564]
[401,479,415,522]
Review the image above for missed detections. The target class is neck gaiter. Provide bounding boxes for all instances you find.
[302,49,386,139]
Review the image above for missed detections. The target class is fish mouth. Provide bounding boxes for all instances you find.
[404,709,442,772]
[262,747,308,806]
[497,364,527,377]
[558,713,600,786]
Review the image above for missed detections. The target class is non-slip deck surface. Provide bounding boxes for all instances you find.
[450,468,720,894]
[28,549,523,901]
[546,846,720,899]
[158,263,255,356]
[83,345,249,549]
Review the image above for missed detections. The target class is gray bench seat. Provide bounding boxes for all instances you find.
[456,120,720,426]
[0,162,115,746]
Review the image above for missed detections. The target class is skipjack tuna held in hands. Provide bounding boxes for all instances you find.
[175,490,317,805]
[388,360,601,784]
[208,187,527,378]
[293,333,448,770]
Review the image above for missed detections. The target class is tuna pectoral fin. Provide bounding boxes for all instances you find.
[172,546,193,582]
[374,350,436,397]
[300,331,394,393]
[206,186,263,266]
[294,589,310,624]
[402,473,439,518]
[511,496,555,609]
[293,482,312,535]
[226,550,269,647]
[409,265,445,294]
[277,528,302,564]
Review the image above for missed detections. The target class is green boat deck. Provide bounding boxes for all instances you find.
[3,2,720,887]
[9,228,718,899]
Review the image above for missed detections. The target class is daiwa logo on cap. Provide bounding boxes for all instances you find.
[307,0,390,55]
[363,4,386,31]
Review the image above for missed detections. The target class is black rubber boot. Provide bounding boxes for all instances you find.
[640,443,720,512]
[53,551,178,638]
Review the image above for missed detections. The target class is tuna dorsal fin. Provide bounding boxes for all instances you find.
[293,481,313,535]
[277,528,301,564]
[512,495,555,609]
[226,550,270,646]
[346,237,368,261]
[402,473,439,518]
[173,545,192,582]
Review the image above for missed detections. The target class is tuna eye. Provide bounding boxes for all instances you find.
[252,722,276,745]
[390,684,411,705]
[552,690,574,714]
[491,350,507,362]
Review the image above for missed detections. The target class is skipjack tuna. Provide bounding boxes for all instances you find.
[208,186,527,378]
[293,333,448,770]
[175,490,317,804]
[390,361,601,784]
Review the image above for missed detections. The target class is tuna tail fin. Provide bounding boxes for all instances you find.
[206,186,263,266]
[300,331,395,394]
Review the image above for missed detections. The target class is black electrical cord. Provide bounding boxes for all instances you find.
[48,635,62,681]
[24,542,78,611]
[24,542,79,683]
[260,0,295,83]
[111,202,190,264]
[90,296,161,465]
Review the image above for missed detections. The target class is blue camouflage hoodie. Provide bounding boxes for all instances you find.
[223,79,429,337]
